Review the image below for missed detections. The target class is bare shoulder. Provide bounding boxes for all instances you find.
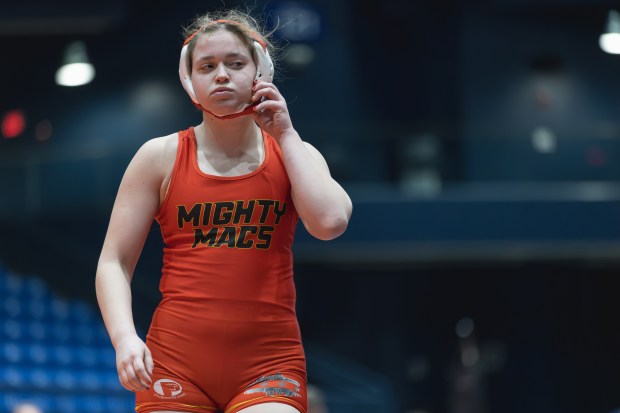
[138,132,178,162]
[156,132,179,171]
[152,132,180,201]
[131,132,178,174]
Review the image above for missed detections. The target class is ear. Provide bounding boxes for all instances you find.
[179,44,199,103]
[253,41,274,83]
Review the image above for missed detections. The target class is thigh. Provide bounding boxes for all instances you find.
[225,372,307,413]
[237,402,301,413]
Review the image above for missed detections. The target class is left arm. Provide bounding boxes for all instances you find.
[251,81,352,240]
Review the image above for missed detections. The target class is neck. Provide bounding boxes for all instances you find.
[195,115,261,156]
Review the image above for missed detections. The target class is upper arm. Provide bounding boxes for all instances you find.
[301,141,330,171]
[292,142,352,238]
[98,138,166,276]
[290,142,332,213]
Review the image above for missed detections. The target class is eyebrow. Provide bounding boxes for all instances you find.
[195,52,247,62]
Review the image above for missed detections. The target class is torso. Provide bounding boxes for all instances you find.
[157,125,266,205]
[153,126,299,321]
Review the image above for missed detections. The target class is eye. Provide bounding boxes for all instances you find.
[229,61,245,68]
[198,63,215,72]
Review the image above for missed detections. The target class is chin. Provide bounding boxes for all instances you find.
[207,102,246,117]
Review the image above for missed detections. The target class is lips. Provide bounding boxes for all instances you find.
[211,87,234,95]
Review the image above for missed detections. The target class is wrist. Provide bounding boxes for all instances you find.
[276,129,301,145]
[110,327,138,348]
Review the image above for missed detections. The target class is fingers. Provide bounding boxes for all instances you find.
[134,352,153,388]
[145,346,154,376]
[253,99,286,115]
[119,363,142,392]
[117,348,153,392]
[250,81,294,134]
[118,363,148,392]
[251,81,282,103]
[253,80,279,92]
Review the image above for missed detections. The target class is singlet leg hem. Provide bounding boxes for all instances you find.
[225,396,305,413]
[136,402,218,413]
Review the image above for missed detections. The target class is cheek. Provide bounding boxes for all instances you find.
[191,76,210,100]
[238,72,255,97]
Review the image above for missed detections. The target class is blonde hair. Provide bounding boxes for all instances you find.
[182,9,275,76]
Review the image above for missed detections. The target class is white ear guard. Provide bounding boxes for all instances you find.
[253,41,274,83]
[178,37,274,105]
[179,43,198,103]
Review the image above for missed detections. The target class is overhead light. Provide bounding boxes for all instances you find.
[600,10,620,55]
[55,41,95,86]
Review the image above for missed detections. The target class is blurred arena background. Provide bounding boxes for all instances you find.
[1,0,620,412]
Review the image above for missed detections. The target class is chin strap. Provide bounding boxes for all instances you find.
[192,99,260,120]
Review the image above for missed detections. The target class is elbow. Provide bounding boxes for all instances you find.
[308,213,350,241]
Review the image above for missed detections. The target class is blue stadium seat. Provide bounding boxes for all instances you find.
[3,394,52,413]
[26,299,47,321]
[102,371,126,393]
[0,266,132,412]
[97,347,117,369]
[50,345,74,367]
[1,343,49,367]
[68,300,98,324]
[106,394,135,412]
[25,321,47,342]
[80,395,107,413]
[1,319,22,341]
[54,394,80,413]
[23,276,50,300]
[74,346,98,367]
[50,322,72,343]
[1,271,26,298]
[78,370,104,392]
[50,298,71,323]
[0,392,22,412]
[28,368,53,391]
[0,342,23,365]
[1,296,23,320]
[53,369,79,392]
[96,323,111,345]
[0,367,26,390]
[73,325,96,345]
[24,343,49,366]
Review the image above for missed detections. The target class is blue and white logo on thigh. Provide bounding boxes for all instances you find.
[153,378,185,399]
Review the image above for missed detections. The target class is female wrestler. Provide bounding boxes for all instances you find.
[95,9,352,413]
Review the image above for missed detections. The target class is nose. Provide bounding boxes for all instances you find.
[214,64,230,83]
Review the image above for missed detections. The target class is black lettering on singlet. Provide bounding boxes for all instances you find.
[273,201,286,224]
[192,227,219,247]
[213,201,234,225]
[236,225,257,249]
[215,226,237,248]
[257,200,275,224]
[201,203,213,226]
[256,226,274,249]
[233,200,255,224]
[177,204,202,228]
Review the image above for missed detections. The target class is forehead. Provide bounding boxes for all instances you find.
[193,29,251,56]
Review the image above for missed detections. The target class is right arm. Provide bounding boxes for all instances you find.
[95,137,167,392]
